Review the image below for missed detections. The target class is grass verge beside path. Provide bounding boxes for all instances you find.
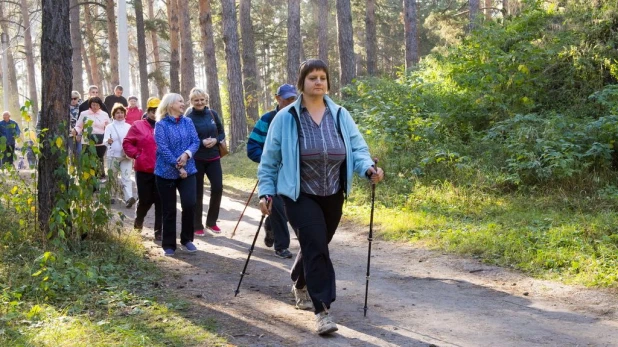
[222,152,618,288]
[0,230,226,346]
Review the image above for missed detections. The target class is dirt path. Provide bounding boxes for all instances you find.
[119,190,618,346]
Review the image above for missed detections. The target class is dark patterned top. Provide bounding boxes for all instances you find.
[298,106,346,196]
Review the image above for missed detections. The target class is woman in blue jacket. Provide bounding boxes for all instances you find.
[154,93,200,257]
[257,59,384,335]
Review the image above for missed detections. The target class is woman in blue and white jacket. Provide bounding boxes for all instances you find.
[257,59,384,335]
[154,93,200,257]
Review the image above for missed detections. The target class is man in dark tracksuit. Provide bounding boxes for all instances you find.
[247,84,298,259]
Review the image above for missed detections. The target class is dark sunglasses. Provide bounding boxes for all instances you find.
[72,97,78,100]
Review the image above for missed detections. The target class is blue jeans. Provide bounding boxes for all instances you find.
[156,174,196,251]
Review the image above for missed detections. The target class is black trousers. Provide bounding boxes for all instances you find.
[267,195,290,251]
[156,174,196,251]
[193,159,223,230]
[1,144,15,166]
[135,171,162,233]
[283,190,344,314]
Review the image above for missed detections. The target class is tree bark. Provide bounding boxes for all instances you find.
[178,0,195,98]
[485,0,492,19]
[221,0,247,152]
[240,0,260,124]
[134,0,149,108]
[469,0,480,31]
[84,5,100,87]
[198,0,223,119]
[105,0,119,87]
[147,0,166,96]
[336,0,356,88]
[286,0,301,85]
[365,0,377,76]
[403,0,419,69]
[40,0,72,235]
[70,0,84,94]
[317,0,329,65]
[20,0,39,115]
[167,0,180,93]
[81,43,94,88]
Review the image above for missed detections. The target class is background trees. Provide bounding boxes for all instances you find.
[3,0,524,152]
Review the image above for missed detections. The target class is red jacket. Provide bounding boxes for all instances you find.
[125,106,143,125]
[123,119,156,173]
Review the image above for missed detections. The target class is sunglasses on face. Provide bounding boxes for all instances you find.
[72,97,78,100]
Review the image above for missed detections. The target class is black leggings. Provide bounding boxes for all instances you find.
[282,190,344,314]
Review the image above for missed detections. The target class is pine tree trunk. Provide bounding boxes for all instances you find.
[70,0,84,94]
[134,0,149,108]
[317,0,329,65]
[20,0,39,115]
[81,43,94,87]
[336,0,356,88]
[485,0,492,19]
[84,5,100,87]
[198,0,223,119]
[469,0,480,31]
[286,0,301,85]
[365,0,377,76]
[240,0,260,124]
[178,0,195,98]
[0,2,21,115]
[106,0,119,87]
[40,0,72,236]
[221,0,247,152]
[403,0,419,69]
[167,0,180,93]
[147,0,166,96]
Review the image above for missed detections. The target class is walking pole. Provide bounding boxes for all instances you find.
[234,214,266,297]
[231,180,258,238]
[364,160,378,317]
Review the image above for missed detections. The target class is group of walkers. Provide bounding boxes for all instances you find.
[1,58,386,336]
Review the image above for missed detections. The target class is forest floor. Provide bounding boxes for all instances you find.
[116,189,618,347]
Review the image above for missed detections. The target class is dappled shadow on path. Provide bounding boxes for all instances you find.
[115,186,618,346]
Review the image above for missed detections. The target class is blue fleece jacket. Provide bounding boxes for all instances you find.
[257,95,374,201]
[246,106,279,163]
[154,115,200,179]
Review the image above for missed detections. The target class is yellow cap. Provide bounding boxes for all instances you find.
[147,97,161,109]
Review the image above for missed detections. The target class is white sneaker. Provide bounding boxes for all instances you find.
[291,286,314,310]
[315,311,338,335]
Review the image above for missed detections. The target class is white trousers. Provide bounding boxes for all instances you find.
[107,156,134,201]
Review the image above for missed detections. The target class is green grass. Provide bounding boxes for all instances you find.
[0,227,227,346]
[222,151,618,288]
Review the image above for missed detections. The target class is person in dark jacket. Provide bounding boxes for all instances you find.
[247,84,298,259]
[154,93,200,257]
[104,85,128,114]
[0,111,20,167]
[186,88,226,236]
[123,97,162,241]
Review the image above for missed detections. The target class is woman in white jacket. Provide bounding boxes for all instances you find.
[104,103,136,208]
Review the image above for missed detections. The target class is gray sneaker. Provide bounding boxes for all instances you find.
[315,311,338,335]
[292,286,314,310]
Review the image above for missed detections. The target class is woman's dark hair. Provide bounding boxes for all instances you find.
[297,59,330,93]
[88,96,103,109]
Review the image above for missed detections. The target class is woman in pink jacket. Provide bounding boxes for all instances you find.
[122,97,162,241]
[72,96,110,178]
[125,96,143,125]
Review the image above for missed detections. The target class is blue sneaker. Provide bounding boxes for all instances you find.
[182,242,197,253]
[163,248,175,257]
